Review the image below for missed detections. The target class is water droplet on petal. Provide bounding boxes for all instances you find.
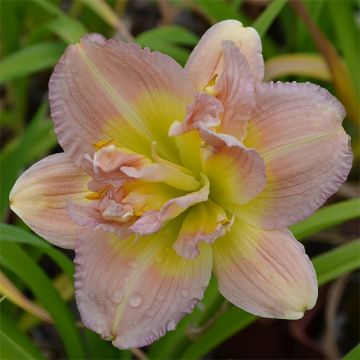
[124,276,130,283]
[180,289,188,298]
[112,289,123,303]
[129,292,143,307]
[166,319,177,331]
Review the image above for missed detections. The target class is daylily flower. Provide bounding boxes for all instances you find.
[10,20,352,349]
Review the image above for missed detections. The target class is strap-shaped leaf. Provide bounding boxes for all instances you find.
[0,243,84,359]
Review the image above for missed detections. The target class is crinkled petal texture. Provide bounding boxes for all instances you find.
[49,34,193,165]
[185,20,264,90]
[75,225,212,349]
[213,218,318,319]
[9,153,90,249]
[236,82,353,228]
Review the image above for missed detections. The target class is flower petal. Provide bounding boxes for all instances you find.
[185,20,264,90]
[74,225,212,349]
[66,199,133,239]
[92,145,150,174]
[9,154,90,249]
[173,201,232,259]
[168,93,223,136]
[215,41,255,140]
[213,218,318,319]
[202,129,266,206]
[50,34,193,165]
[130,175,210,236]
[239,82,353,228]
[121,162,200,192]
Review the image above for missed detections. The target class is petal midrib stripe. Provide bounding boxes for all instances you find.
[261,130,339,161]
[77,45,174,161]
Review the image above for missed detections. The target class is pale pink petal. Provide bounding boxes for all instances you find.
[93,145,150,174]
[9,154,90,249]
[49,34,193,165]
[168,93,223,136]
[238,82,353,228]
[74,226,212,349]
[199,127,245,148]
[173,202,233,259]
[215,41,255,140]
[85,145,151,191]
[67,200,133,239]
[130,176,210,236]
[213,218,318,319]
[185,20,264,90]
[201,129,266,206]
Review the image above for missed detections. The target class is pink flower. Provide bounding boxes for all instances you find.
[10,20,352,349]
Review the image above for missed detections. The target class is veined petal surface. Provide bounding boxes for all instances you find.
[238,82,353,228]
[213,218,318,319]
[75,226,212,349]
[185,20,264,90]
[215,41,255,140]
[9,153,91,249]
[49,34,193,165]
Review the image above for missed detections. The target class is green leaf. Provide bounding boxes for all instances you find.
[136,25,199,47]
[179,240,360,359]
[84,329,132,360]
[344,343,360,360]
[191,0,243,23]
[47,16,87,44]
[294,0,325,50]
[29,0,87,43]
[313,240,360,285]
[0,224,74,278]
[0,103,57,220]
[80,0,120,29]
[0,0,23,56]
[328,0,360,97]
[264,53,331,82]
[0,42,65,83]
[136,26,199,65]
[0,243,85,359]
[179,308,255,360]
[29,0,64,17]
[290,199,360,240]
[253,0,288,37]
[0,313,45,360]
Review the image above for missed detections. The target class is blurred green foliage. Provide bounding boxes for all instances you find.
[0,0,359,359]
